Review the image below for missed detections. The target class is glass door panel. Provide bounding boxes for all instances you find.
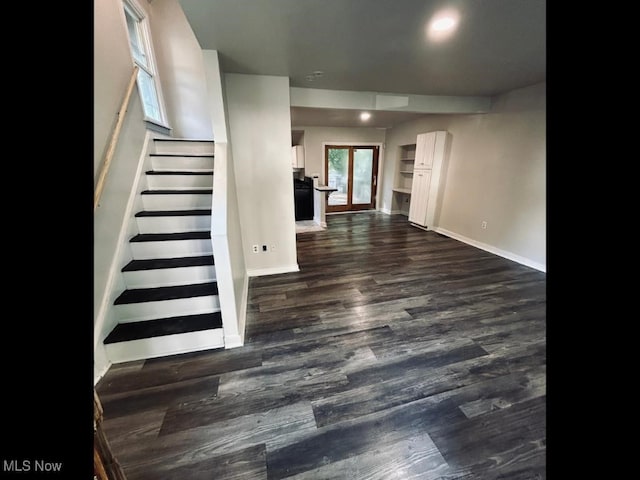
[352,148,374,205]
[327,147,349,207]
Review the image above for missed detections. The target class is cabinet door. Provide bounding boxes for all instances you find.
[414,133,436,170]
[408,169,432,226]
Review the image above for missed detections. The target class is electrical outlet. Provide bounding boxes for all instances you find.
[252,245,259,253]
[481,221,487,229]
[262,245,268,252]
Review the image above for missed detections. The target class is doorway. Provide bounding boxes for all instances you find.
[325,145,379,213]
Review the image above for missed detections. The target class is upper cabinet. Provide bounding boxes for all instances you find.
[414,132,436,170]
[292,145,305,169]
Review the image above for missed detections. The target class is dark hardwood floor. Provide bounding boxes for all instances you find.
[97,212,546,479]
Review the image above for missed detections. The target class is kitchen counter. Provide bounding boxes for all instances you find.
[311,179,336,228]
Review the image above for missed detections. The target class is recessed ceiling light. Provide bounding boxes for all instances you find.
[313,71,324,77]
[427,9,459,41]
[432,17,456,31]
[360,112,371,121]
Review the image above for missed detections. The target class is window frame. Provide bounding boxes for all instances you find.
[122,0,168,128]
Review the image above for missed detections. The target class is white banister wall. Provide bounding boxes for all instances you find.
[203,49,248,347]
[210,143,248,347]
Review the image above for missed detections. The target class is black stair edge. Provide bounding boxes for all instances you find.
[130,231,211,242]
[135,209,211,217]
[153,138,214,142]
[146,170,213,175]
[114,282,219,305]
[104,312,223,344]
[150,153,214,157]
[141,189,213,195]
[122,255,215,272]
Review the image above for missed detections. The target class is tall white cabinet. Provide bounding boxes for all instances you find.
[408,131,451,229]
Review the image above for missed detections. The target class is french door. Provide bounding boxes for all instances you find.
[325,145,379,213]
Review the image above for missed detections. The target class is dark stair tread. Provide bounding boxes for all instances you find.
[135,209,211,217]
[104,312,222,344]
[141,189,213,195]
[114,282,218,305]
[150,153,214,157]
[123,255,214,272]
[146,170,213,175]
[154,138,214,142]
[130,231,211,242]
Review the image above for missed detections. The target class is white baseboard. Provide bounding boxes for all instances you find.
[224,334,243,348]
[247,264,300,277]
[434,227,546,273]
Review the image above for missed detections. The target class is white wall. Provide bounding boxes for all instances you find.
[94,0,151,382]
[94,0,145,173]
[149,0,213,138]
[295,126,387,184]
[382,82,546,269]
[225,74,298,275]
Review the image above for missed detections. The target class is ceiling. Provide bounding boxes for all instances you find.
[179,0,546,128]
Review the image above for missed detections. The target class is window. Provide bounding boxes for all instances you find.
[123,1,165,125]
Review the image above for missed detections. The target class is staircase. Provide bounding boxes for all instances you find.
[103,138,225,363]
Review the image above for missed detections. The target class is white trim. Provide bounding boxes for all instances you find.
[320,141,385,209]
[433,227,546,273]
[94,360,112,386]
[223,274,248,348]
[94,132,154,348]
[247,264,300,277]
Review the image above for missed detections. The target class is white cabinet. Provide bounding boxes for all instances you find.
[292,145,305,169]
[408,131,450,229]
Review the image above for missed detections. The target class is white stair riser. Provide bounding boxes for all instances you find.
[116,296,220,323]
[106,328,224,364]
[136,215,211,234]
[142,193,212,211]
[153,140,214,155]
[150,155,214,171]
[130,239,212,259]
[146,174,213,190]
[123,265,217,289]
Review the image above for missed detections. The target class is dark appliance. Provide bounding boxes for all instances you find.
[294,177,314,220]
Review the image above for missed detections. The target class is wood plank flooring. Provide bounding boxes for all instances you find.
[97,212,546,479]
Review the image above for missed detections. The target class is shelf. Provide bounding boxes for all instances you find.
[399,170,413,174]
[392,187,412,194]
